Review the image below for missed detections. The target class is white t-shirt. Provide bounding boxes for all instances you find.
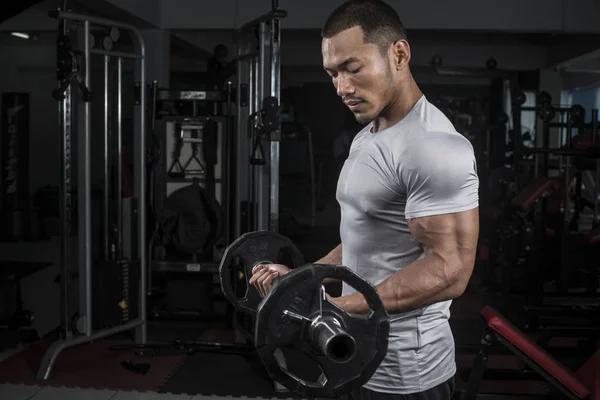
[336,95,479,394]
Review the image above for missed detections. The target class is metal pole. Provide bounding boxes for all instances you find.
[235,58,244,238]
[149,80,158,234]
[307,128,316,227]
[90,49,142,59]
[59,75,72,339]
[509,81,522,187]
[269,17,281,233]
[151,81,158,132]
[593,109,599,229]
[564,116,572,227]
[38,318,144,380]
[256,21,268,232]
[560,115,573,294]
[258,25,266,114]
[248,55,256,232]
[80,19,92,336]
[137,38,147,344]
[60,89,72,336]
[103,55,110,260]
[58,0,71,342]
[542,118,550,177]
[225,81,233,243]
[117,57,123,258]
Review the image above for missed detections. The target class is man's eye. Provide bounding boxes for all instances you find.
[349,68,361,74]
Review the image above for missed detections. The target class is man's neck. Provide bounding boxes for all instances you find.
[371,77,423,133]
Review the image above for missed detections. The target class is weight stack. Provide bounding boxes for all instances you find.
[92,259,140,330]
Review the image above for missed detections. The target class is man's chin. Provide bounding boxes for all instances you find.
[354,113,373,125]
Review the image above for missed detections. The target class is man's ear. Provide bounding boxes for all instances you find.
[392,40,410,69]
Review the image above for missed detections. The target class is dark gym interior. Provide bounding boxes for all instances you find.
[0,0,599,399]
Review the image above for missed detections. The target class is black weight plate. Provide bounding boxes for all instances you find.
[255,264,390,398]
[219,230,305,314]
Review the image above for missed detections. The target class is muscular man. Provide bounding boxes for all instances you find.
[250,1,479,399]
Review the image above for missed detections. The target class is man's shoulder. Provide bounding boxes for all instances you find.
[415,97,461,137]
[404,130,474,172]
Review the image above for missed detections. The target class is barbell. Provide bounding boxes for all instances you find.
[218,230,390,398]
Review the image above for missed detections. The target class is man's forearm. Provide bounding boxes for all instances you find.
[338,254,471,314]
[376,254,469,312]
[315,244,342,284]
[315,244,342,264]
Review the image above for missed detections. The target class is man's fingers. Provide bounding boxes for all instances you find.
[256,271,275,297]
[256,272,269,297]
[249,264,283,297]
[251,263,266,276]
[256,271,279,297]
[263,271,279,292]
[249,268,270,286]
[248,270,261,285]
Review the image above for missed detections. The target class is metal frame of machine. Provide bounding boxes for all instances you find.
[235,9,284,236]
[37,8,147,380]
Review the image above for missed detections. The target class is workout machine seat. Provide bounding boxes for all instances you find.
[511,177,558,213]
[584,229,600,245]
[466,306,599,399]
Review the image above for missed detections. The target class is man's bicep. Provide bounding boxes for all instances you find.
[409,209,479,248]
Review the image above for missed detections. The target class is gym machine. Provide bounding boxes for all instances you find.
[234,5,284,237]
[519,103,600,332]
[148,86,233,320]
[486,94,600,352]
[37,4,147,379]
[522,98,599,299]
[111,4,287,372]
[151,87,232,262]
[486,92,600,289]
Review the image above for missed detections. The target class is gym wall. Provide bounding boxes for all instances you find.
[159,0,600,32]
[173,29,549,89]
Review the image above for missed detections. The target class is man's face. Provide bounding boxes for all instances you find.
[322,26,395,124]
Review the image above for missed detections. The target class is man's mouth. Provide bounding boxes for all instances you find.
[344,99,364,111]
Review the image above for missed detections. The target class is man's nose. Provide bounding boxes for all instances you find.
[336,75,354,98]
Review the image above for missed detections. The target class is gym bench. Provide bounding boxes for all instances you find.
[461,306,599,399]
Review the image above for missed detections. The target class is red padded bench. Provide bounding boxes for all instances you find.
[511,177,558,213]
[464,306,599,399]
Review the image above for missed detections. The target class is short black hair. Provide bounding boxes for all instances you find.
[322,0,407,55]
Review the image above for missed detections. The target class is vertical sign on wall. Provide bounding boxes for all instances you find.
[1,93,30,211]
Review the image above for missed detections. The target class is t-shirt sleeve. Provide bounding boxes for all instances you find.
[401,133,479,220]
